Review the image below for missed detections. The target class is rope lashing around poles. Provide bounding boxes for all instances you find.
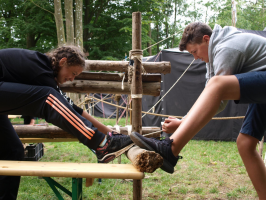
[141,59,196,118]
[128,49,147,99]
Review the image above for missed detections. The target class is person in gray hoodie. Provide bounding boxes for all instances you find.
[130,22,266,199]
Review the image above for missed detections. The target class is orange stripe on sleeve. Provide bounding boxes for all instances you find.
[49,94,95,134]
[45,99,92,140]
[47,96,94,137]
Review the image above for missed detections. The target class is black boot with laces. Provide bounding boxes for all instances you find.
[96,132,134,163]
[130,132,182,173]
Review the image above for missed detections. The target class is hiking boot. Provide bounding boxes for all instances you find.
[96,132,134,163]
[130,132,182,174]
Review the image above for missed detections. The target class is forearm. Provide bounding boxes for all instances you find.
[82,111,112,134]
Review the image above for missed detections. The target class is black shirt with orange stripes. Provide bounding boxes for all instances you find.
[0,48,83,115]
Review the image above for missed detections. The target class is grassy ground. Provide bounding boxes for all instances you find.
[14,117,263,200]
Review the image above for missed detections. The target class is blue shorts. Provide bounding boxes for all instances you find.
[235,71,266,141]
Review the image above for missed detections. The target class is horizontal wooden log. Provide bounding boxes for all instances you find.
[60,80,160,96]
[14,125,160,138]
[85,60,171,74]
[76,72,161,82]
[126,146,163,173]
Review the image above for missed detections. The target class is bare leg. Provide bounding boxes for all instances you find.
[170,75,241,156]
[237,133,266,199]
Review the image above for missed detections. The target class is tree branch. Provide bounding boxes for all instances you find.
[30,0,54,15]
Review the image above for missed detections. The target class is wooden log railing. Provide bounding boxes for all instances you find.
[75,72,161,82]
[60,80,160,96]
[14,125,160,139]
[85,60,171,74]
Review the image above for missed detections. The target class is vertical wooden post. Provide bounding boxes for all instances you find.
[129,95,132,125]
[125,96,129,125]
[133,179,142,200]
[115,95,121,125]
[131,12,143,135]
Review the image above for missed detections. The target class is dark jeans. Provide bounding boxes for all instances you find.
[0,82,105,199]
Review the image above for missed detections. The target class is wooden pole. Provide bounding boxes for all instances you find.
[114,95,122,125]
[125,96,129,126]
[14,125,160,138]
[131,12,142,135]
[133,180,142,200]
[75,72,161,82]
[60,80,160,96]
[85,60,171,74]
[130,95,132,125]
[126,145,163,173]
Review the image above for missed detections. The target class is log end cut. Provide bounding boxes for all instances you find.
[133,150,163,173]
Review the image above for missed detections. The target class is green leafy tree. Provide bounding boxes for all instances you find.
[0,0,57,52]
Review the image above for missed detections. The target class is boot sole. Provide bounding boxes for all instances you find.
[98,143,134,163]
[130,132,174,174]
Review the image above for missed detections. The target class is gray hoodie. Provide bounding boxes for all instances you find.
[207,24,266,114]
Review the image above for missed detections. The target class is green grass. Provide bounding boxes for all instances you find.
[15,117,262,199]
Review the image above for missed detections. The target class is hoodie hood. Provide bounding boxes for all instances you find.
[208,24,242,67]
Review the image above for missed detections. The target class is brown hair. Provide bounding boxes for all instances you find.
[46,46,86,77]
[179,22,212,51]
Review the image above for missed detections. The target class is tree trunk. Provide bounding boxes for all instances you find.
[75,0,83,48]
[172,0,177,48]
[147,16,152,56]
[65,0,74,45]
[83,0,90,51]
[156,23,160,53]
[26,33,36,49]
[54,0,66,46]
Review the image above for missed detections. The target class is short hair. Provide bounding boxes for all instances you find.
[179,22,212,51]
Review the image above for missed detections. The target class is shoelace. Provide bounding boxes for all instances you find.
[151,137,173,146]
[152,137,183,159]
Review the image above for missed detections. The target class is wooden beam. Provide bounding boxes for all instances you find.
[75,72,161,82]
[85,60,171,74]
[131,12,142,134]
[14,125,160,138]
[60,80,160,96]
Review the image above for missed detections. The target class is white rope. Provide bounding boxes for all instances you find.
[142,59,195,118]
[121,73,125,90]
[143,30,183,51]
[143,130,162,137]
[131,94,142,98]
[126,125,132,135]
[114,125,120,133]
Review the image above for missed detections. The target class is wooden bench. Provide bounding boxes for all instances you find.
[0,161,144,200]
